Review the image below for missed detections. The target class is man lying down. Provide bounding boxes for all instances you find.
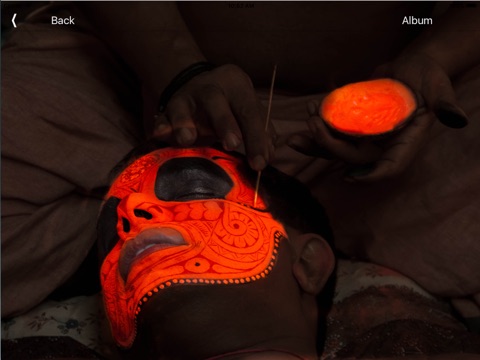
[97,144,335,359]
[96,144,479,360]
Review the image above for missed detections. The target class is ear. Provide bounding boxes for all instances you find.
[291,233,335,295]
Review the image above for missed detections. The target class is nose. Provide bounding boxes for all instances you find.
[133,209,153,220]
[121,209,153,233]
[116,193,174,238]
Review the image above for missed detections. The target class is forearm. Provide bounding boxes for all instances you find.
[403,4,480,77]
[77,2,205,100]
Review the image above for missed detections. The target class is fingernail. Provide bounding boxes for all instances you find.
[269,140,276,158]
[307,101,318,117]
[177,128,194,145]
[307,119,318,134]
[223,133,241,150]
[345,164,375,178]
[434,100,469,129]
[251,155,266,171]
[155,123,169,134]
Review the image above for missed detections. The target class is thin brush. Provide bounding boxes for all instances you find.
[253,64,277,208]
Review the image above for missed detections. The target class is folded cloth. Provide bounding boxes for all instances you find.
[1,3,143,317]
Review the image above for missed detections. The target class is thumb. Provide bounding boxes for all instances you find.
[419,64,468,129]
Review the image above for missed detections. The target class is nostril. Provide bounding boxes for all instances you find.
[122,217,131,233]
[134,209,153,220]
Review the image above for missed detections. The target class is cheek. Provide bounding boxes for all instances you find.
[100,200,288,349]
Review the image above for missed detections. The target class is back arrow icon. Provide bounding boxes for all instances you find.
[12,13,17,28]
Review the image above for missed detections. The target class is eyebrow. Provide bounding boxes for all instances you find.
[108,139,169,182]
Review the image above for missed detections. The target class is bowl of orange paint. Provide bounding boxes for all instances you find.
[320,78,418,138]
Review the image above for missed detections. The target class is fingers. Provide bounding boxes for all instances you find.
[433,100,469,129]
[290,100,435,183]
[371,62,391,79]
[287,54,469,183]
[287,133,335,159]
[152,64,271,171]
[422,68,469,129]
[230,90,271,170]
[200,84,243,151]
[157,87,242,149]
[380,54,469,129]
[301,101,383,165]
[152,113,173,140]
[308,116,383,164]
[165,93,198,146]
[348,110,434,182]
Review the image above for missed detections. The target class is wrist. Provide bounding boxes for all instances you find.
[405,45,456,77]
[157,61,216,113]
[399,7,480,78]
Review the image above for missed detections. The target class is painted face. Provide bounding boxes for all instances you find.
[100,147,287,348]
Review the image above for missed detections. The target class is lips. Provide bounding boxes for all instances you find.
[118,228,187,282]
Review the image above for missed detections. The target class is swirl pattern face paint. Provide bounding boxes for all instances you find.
[101,148,287,348]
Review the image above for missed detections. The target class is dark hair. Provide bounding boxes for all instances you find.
[242,159,334,248]
[209,145,336,355]
[231,154,336,354]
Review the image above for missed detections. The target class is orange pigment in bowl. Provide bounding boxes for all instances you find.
[320,78,417,136]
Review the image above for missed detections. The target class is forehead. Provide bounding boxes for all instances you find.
[108,147,265,209]
[123,147,241,174]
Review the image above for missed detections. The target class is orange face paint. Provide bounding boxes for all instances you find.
[321,78,417,136]
[101,148,287,348]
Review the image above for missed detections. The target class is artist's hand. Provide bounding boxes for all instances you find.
[288,53,469,182]
[153,64,273,171]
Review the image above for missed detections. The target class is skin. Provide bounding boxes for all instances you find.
[102,151,335,359]
[75,3,480,357]
[128,228,333,360]
[100,149,479,359]
[79,2,480,180]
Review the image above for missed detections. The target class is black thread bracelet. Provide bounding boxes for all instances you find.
[157,61,216,113]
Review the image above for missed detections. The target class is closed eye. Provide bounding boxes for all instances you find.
[175,190,217,201]
[155,157,233,201]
